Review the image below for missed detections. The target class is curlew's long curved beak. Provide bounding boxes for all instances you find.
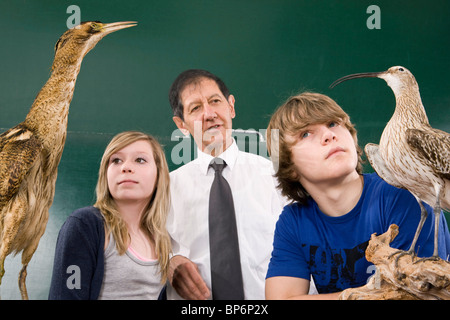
[330,71,384,89]
[100,21,138,35]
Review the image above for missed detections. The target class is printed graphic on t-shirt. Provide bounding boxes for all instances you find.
[305,240,371,293]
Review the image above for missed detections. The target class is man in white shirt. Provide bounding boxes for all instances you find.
[166,69,287,300]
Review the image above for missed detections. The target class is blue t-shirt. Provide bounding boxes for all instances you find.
[266,173,450,294]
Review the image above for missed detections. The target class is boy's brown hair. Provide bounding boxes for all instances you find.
[266,92,363,204]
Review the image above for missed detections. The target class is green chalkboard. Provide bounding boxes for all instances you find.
[0,0,448,299]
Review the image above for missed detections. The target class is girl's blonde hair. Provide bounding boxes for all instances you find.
[267,92,363,205]
[94,131,172,283]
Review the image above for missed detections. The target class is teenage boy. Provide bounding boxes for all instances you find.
[265,92,450,299]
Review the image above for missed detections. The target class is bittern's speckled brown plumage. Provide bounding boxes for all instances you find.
[331,66,450,261]
[0,20,136,299]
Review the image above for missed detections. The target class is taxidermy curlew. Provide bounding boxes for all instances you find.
[0,20,136,299]
[331,66,449,261]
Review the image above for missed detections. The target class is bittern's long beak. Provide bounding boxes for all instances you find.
[100,21,137,35]
[330,71,384,88]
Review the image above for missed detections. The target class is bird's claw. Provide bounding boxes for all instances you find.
[413,255,442,265]
[388,249,416,268]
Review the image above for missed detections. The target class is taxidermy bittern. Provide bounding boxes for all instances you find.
[331,66,450,261]
[0,20,136,299]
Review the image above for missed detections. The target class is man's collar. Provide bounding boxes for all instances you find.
[197,140,238,175]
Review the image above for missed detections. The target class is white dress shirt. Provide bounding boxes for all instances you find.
[166,140,287,299]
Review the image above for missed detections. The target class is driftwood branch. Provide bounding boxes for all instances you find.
[339,224,450,300]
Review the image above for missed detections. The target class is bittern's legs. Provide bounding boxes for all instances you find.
[0,219,14,287]
[0,254,4,299]
[0,198,28,298]
[0,231,9,298]
[19,265,28,300]
[18,263,29,300]
[0,253,5,285]
[19,230,43,300]
[0,200,27,276]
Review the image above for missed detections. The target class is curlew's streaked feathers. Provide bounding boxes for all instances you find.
[407,127,450,181]
[331,66,450,260]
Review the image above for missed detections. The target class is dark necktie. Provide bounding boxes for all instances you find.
[208,158,244,300]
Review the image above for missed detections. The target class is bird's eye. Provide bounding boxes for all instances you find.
[91,22,100,31]
[398,67,404,72]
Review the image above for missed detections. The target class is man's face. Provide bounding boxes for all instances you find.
[173,78,236,156]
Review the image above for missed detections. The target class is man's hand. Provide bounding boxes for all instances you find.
[169,255,211,300]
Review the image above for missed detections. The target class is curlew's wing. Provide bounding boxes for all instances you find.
[406,127,450,180]
[364,143,404,189]
[0,125,42,210]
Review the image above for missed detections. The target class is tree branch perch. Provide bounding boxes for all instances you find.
[339,224,450,300]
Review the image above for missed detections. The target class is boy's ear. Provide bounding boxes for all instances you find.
[173,116,190,136]
[289,167,300,181]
